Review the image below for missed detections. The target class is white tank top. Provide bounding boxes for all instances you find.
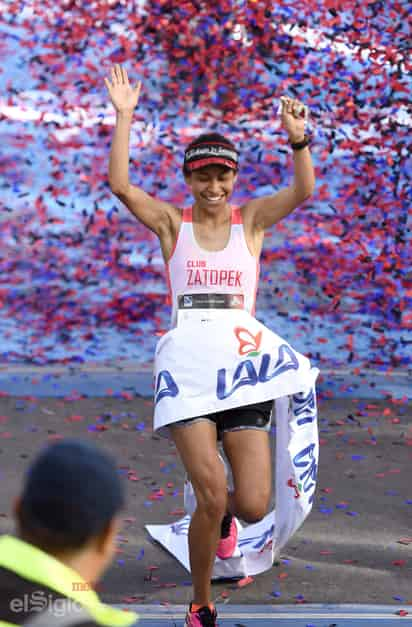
[166,205,259,327]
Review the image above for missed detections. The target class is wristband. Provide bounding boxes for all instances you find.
[290,135,311,150]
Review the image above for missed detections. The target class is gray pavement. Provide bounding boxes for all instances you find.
[0,363,411,400]
[0,389,411,618]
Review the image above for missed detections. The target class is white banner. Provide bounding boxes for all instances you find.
[146,310,319,578]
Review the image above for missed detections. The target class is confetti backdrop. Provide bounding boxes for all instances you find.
[0,0,411,371]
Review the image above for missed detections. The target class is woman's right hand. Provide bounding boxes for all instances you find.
[104,64,141,113]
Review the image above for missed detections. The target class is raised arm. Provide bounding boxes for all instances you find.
[104,65,176,238]
[245,96,316,232]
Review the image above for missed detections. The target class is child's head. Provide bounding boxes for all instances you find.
[15,439,125,580]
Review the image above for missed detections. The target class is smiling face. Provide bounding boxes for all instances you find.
[184,165,238,212]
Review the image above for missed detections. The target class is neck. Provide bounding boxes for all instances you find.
[57,550,102,588]
[192,202,231,226]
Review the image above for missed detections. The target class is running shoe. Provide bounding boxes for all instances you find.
[216,512,238,559]
[185,604,218,626]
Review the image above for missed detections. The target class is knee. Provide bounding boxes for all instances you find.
[235,492,271,524]
[193,473,227,519]
[238,503,269,524]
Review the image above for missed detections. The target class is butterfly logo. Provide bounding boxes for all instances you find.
[234,327,262,356]
[287,478,301,499]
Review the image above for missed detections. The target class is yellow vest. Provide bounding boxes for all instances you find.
[0,535,138,627]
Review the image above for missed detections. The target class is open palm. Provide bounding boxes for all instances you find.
[104,64,141,113]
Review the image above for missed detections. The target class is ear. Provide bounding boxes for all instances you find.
[13,496,24,534]
[13,496,22,519]
[231,171,238,186]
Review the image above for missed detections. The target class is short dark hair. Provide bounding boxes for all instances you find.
[183,132,239,176]
[17,440,125,553]
[16,505,113,554]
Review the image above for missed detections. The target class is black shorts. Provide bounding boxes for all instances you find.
[174,400,273,440]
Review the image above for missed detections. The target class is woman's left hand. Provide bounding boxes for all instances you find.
[280,96,308,143]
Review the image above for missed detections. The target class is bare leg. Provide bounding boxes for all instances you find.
[171,421,228,606]
[187,509,221,604]
[223,429,272,523]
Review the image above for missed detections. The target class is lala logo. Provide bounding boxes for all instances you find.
[234,327,262,357]
[216,344,299,401]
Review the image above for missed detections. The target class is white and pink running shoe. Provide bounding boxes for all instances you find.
[185,604,218,626]
[216,513,238,560]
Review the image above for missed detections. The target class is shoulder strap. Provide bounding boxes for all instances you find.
[231,205,242,225]
[182,207,192,222]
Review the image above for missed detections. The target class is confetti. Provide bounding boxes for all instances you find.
[0,2,409,373]
[0,2,411,613]
[397,538,412,545]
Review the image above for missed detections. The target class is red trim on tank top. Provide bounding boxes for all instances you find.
[182,207,192,223]
[251,259,260,316]
[165,208,186,304]
[231,206,242,225]
[164,263,172,306]
[165,208,184,268]
[186,205,239,222]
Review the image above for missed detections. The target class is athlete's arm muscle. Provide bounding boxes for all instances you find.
[245,175,313,232]
[246,96,315,231]
[105,65,178,238]
[112,182,178,237]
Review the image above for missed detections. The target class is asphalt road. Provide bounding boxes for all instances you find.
[0,393,411,618]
